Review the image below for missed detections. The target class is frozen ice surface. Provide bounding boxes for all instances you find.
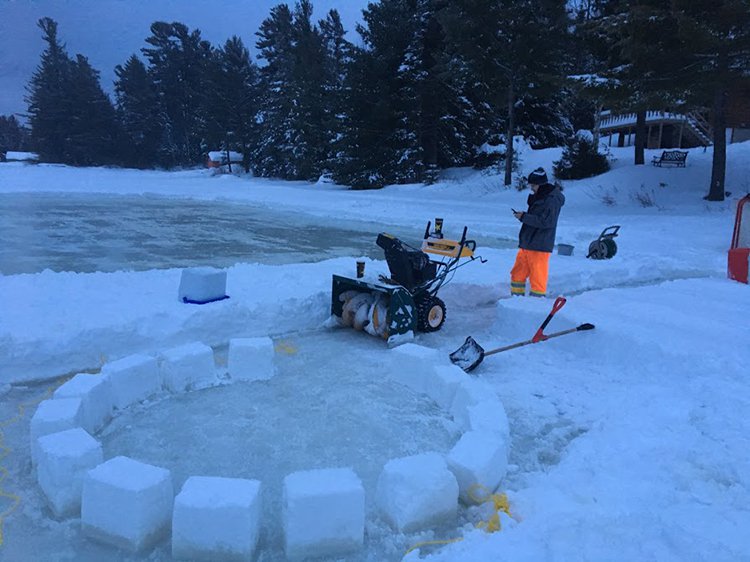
[99,331,462,560]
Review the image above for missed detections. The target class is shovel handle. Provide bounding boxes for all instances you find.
[532,296,566,343]
[484,323,594,357]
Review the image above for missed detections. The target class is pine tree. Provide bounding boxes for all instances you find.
[254,4,298,178]
[142,22,214,167]
[333,0,430,188]
[0,115,30,153]
[207,36,260,173]
[438,0,570,186]
[669,0,750,201]
[319,9,353,176]
[25,18,118,166]
[25,17,73,163]
[114,54,161,168]
[65,54,120,166]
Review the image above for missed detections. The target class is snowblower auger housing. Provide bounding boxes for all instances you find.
[330,221,485,342]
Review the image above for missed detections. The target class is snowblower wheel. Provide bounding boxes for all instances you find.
[417,296,446,332]
[603,237,618,258]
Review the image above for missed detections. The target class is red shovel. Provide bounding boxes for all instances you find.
[449,296,594,372]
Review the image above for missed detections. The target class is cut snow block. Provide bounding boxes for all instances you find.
[82,456,173,553]
[283,467,364,560]
[172,476,262,561]
[53,373,112,434]
[101,353,160,410]
[429,365,466,410]
[450,378,493,431]
[227,337,275,382]
[375,452,458,533]
[159,342,216,393]
[178,267,228,304]
[467,397,511,439]
[388,343,441,396]
[30,398,82,464]
[446,430,509,504]
[36,428,103,518]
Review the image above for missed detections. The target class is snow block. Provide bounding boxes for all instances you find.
[227,337,275,382]
[101,353,160,410]
[30,398,83,464]
[446,430,509,504]
[172,476,262,561]
[178,267,228,304]
[159,342,216,393]
[36,428,103,518]
[388,343,441,395]
[283,467,364,560]
[428,365,466,410]
[53,373,112,434]
[467,397,511,438]
[81,456,173,553]
[450,378,493,430]
[375,452,458,533]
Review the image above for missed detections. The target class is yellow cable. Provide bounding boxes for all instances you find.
[404,484,514,556]
[404,537,464,556]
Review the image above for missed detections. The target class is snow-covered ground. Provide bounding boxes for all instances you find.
[1,141,749,561]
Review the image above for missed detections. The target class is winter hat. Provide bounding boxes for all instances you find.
[527,167,548,185]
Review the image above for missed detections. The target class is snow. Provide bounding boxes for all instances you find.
[1,141,749,561]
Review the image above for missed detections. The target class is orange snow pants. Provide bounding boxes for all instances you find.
[510,249,551,297]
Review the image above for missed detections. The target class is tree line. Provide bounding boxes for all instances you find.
[12,0,750,199]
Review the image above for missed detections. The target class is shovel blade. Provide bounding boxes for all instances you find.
[449,336,485,373]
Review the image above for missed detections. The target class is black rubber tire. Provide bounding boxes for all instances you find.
[417,296,446,332]
[602,238,618,258]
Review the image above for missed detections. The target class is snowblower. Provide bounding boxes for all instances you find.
[331,220,485,345]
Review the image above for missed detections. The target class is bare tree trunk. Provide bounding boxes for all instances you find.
[504,82,514,186]
[706,84,727,201]
[634,110,646,165]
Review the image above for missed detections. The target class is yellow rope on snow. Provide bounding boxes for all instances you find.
[0,380,66,547]
[274,340,297,355]
[404,484,513,556]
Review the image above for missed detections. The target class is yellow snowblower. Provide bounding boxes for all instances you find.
[331,220,485,344]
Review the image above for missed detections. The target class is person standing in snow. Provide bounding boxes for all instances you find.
[510,167,565,297]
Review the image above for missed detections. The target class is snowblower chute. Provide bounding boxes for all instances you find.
[330,220,485,344]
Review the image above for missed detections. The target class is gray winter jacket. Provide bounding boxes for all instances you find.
[518,183,565,252]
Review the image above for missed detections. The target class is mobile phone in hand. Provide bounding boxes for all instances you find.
[512,208,519,214]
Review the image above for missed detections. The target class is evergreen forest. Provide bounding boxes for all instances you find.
[7,0,750,200]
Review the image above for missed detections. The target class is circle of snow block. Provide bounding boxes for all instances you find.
[227,337,275,382]
[172,476,262,561]
[101,353,160,411]
[36,427,103,518]
[446,430,509,504]
[375,452,458,533]
[81,456,174,553]
[159,342,217,393]
[30,397,83,465]
[178,267,228,304]
[53,373,112,434]
[282,467,364,560]
[388,344,442,395]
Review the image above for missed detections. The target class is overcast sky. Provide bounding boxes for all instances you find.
[0,0,367,119]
